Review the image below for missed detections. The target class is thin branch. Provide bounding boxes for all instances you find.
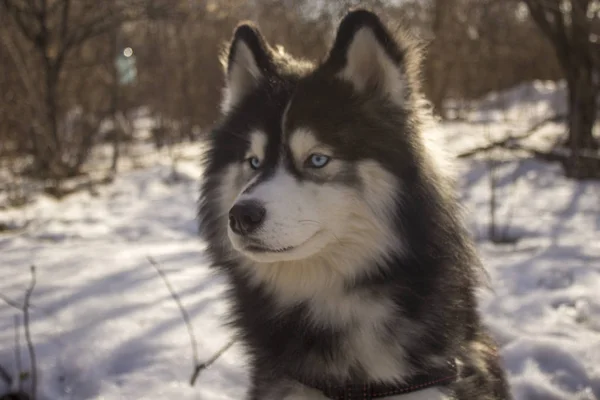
[524,0,574,70]
[190,339,236,386]
[0,293,22,311]
[1,0,40,43]
[0,363,12,387]
[15,315,22,392]
[500,159,525,241]
[523,0,561,41]
[505,142,600,163]
[146,256,200,380]
[0,24,45,110]
[23,265,37,400]
[59,0,70,47]
[62,3,146,51]
[0,290,51,319]
[36,0,49,69]
[485,125,497,241]
[457,114,566,158]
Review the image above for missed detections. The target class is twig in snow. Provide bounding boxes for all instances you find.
[499,159,524,242]
[0,294,21,311]
[487,156,497,241]
[484,125,499,242]
[146,256,200,384]
[14,315,22,392]
[457,113,566,159]
[0,364,12,387]
[0,294,46,317]
[190,339,236,386]
[23,266,37,400]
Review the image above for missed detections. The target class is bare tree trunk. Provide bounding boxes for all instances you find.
[426,0,454,118]
[566,67,598,150]
[563,65,599,178]
[39,0,62,176]
[523,0,599,179]
[45,67,60,155]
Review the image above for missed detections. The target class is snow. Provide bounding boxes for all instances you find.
[467,80,568,124]
[1,81,600,399]
[0,147,248,400]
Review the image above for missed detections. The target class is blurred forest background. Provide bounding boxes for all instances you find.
[0,0,599,198]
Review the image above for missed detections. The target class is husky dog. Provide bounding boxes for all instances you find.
[199,9,510,400]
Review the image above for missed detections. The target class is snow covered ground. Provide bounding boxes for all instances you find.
[1,81,599,399]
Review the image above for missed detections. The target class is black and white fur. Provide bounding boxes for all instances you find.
[199,9,511,400]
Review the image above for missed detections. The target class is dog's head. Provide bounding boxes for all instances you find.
[201,10,433,276]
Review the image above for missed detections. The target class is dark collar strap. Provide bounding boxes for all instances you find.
[300,359,458,400]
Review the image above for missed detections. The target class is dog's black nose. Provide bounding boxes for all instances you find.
[229,201,266,235]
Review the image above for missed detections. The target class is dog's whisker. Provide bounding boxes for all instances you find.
[298,219,321,226]
[327,231,343,245]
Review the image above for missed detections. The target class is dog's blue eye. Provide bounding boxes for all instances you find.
[307,154,330,168]
[248,157,262,170]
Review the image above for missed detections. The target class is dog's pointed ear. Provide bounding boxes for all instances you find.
[220,23,273,114]
[324,10,413,105]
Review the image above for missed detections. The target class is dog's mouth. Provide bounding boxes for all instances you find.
[239,230,323,257]
[244,244,296,253]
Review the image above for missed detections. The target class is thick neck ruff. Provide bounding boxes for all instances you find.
[298,359,458,399]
